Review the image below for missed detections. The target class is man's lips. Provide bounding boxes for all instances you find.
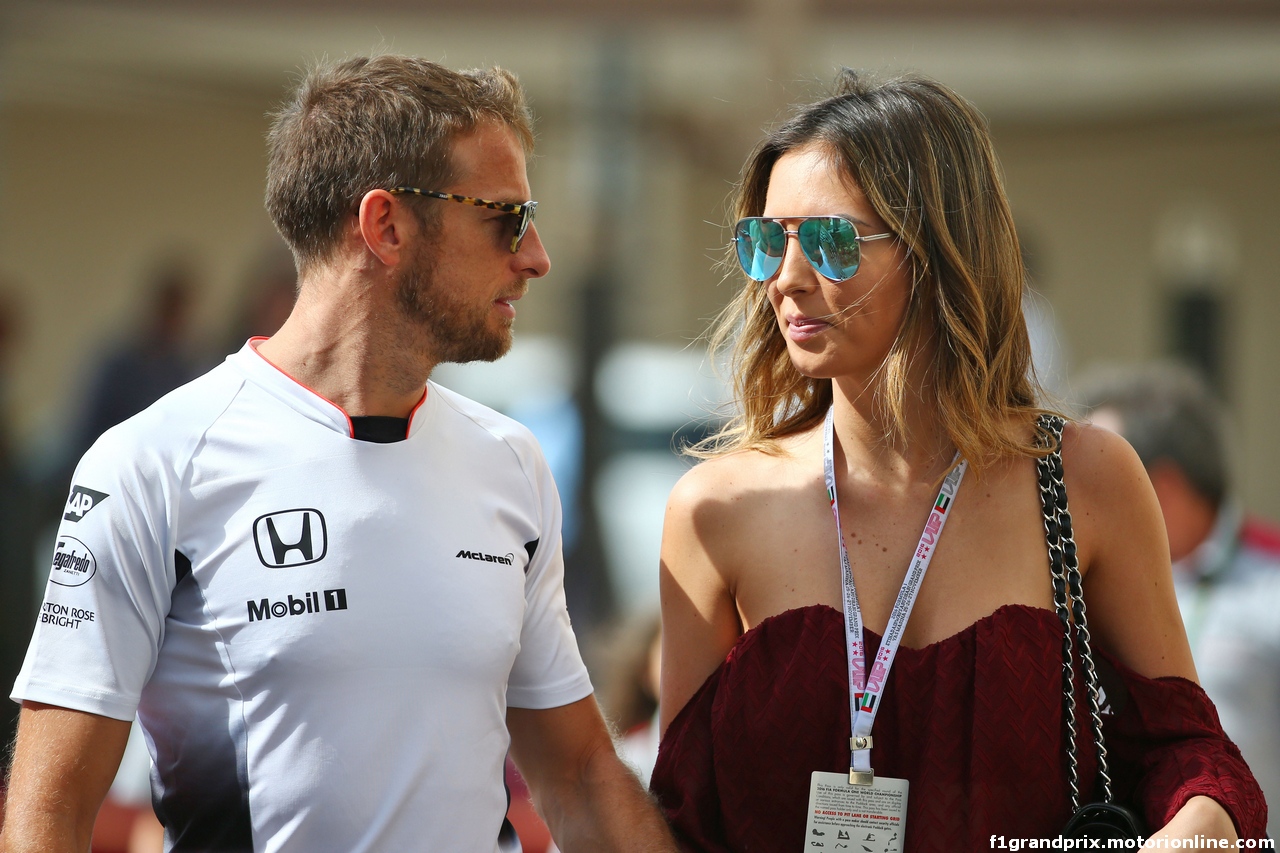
[495,287,525,319]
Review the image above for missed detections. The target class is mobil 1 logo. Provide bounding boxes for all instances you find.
[64,486,109,522]
[247,588,348,623]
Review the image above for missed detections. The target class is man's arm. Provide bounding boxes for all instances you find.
[507,696,677,853]
[1,702,132,853]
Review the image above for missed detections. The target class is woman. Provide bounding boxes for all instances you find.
[651,71,1265,851]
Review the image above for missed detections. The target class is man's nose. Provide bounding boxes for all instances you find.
[516,224,551,279]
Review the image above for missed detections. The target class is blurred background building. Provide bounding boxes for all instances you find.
[1,1,1278,844]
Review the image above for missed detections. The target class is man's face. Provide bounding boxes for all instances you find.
[396,121,550,364]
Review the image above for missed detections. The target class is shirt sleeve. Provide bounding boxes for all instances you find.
[1099,647,1270,840]
[504,440,594,710]
[11,426,179,721]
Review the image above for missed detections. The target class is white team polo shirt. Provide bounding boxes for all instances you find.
[13,340,593,852]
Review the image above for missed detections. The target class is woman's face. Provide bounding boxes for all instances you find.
[761,144,913,383]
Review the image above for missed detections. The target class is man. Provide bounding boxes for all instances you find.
[1081,362,1279,839]
[2,56,676,852]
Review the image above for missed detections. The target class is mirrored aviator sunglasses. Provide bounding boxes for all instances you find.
[732,216,893,282]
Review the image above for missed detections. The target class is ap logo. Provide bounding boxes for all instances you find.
[64,486,110,523]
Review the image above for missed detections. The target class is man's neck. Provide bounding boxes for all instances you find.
[255,266,435,419]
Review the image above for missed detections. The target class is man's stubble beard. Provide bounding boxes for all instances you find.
[396,244,517,365]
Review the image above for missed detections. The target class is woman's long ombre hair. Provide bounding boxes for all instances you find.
[699,70,1050,469]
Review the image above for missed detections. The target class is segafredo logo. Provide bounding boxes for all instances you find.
[253,509,328,568]
[49,536,97,587]
[64,486,109,522]
[456,549,515,566]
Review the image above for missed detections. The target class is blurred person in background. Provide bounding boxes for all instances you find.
[1080,361,1279,839]
[27,262,201,852]
[2,55,675,853]
[88,719,164,853]
[0,287,25,458]
[652,70,1266,850]
[220,241,298,357]
[0,284,37,811]
[68,258,201,460]
[594,610,663,786]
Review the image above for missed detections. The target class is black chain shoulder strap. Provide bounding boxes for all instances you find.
[1035,414,1115,811]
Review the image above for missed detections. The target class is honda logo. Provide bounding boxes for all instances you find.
[252,509,328,568]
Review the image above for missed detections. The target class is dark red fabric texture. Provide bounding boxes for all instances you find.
[651,604,1267,852]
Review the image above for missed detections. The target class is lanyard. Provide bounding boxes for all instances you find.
[822,407,967,785]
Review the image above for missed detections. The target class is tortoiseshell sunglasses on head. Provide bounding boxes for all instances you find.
[389,186,538,253]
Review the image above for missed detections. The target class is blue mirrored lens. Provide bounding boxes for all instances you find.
[734,218,785,281]
[797,217,861,281]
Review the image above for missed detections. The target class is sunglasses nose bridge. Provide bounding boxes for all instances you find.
[767,224,806,265]
[778,230,806,274]
[780,222,845,283]
[771,227,827,293]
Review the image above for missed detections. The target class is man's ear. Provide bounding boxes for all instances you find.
[356,189,414,267]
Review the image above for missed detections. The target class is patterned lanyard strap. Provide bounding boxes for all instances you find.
[822,408,967,784]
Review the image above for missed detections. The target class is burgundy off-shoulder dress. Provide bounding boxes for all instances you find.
[651,604,1267,852]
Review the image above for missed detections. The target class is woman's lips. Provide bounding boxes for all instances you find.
[786,314,830,342]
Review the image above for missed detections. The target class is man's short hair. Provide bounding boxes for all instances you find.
[1077,361,1230,507]
[265,55,534,271]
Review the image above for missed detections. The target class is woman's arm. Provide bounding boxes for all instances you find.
[1062,422,1196,681]
[1062,423,1239,842]
[658,463,746,734]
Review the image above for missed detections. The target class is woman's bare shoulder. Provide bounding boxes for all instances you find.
[664,441,818,576]
[668,442,810,513]
[1057,419,1151,507]
[1057,420,1195,678]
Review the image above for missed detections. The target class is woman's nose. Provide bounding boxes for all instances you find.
[771,231,818,295]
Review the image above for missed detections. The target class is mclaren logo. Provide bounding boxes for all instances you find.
[253,509,328,568]
[456,549,515,566]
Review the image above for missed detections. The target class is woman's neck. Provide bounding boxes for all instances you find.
[828,372,954,487]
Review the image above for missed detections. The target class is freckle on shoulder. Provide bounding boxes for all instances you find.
[1060,421,1149,498]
